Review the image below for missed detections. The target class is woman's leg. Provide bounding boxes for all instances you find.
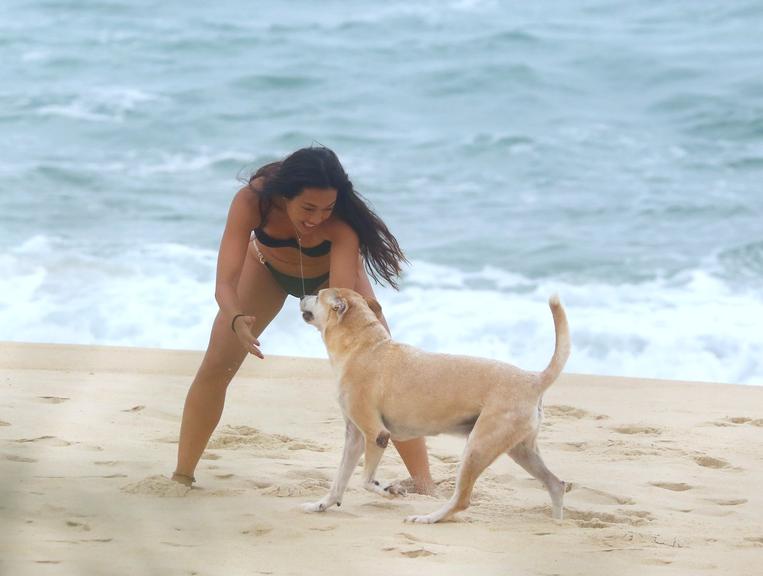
[174,247,287,484]
[352,261,436,495]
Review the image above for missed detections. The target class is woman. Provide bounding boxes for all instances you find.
[173,146,435,494]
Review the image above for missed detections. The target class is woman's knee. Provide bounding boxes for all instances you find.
[196,326,248,389]
[194,353,245,390]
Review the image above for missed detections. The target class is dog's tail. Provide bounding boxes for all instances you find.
[536,294,571,393]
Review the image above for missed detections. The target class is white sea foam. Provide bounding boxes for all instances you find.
[1,235,761,386]
[382,264,763,386]
[36,87,163,122]
[37,103,116,123]
[135,150,254,176]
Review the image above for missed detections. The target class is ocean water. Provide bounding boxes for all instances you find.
[1,0,762,384]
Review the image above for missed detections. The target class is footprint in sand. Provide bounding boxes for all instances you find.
[383,533,439,558]
[650,481,693,492]
[81,538,113,543]
[14,436,72,447]
[65,520,91,532]
[725,416,751,424]
[241,524,273,536]
[710,416,763,427]
[0,420,10,426]
[564,508,652,528]
[642,558,673,566]
[382,545,436,558]
[121,475,192,497]
[309,524,337,532]
[122,405,145,413]
[397,532,423,543]
[554,441,588,451]
[207,425,327,453]
[611,425,662,435]
[570,486,635,505]
[693,455,731,469]
[399,548,435,558]
[260,478,329,498]
[361,500,403,510]
[160,541,197,548]
[38,396,70,404]
[704,498,747,506]
[544,405,609,421]
[3,453,37,463]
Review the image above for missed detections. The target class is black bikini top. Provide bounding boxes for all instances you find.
[253,227,332,257]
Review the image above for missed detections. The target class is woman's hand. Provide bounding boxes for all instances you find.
[233,315,264,359]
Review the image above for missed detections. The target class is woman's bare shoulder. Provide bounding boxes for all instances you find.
[229,180,262,228]
[324,217,358,244]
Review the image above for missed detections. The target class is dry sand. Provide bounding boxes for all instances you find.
[1,341,761,575]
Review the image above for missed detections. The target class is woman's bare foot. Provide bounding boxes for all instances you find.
[171,472,196,487]
[413,477,436,496]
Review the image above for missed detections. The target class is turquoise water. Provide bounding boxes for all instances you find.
[1,1,762,384]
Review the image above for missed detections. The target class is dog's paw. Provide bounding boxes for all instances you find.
[404,514,437,524]
[301,500,331,513]
[383,482,407,497]
[365,480,396,498]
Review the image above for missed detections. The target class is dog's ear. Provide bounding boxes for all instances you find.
[331,295,348,319]
[364,297,383,322]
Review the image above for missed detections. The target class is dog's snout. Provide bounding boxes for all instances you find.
[302,310,314,322]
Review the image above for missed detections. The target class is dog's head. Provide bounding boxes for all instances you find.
[300,288,383,335]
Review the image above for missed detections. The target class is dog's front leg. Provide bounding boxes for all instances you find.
[302,420,363,513]
[361,430,397,498]
[344,398,401,498]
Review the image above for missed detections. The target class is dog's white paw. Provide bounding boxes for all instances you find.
[404,514,437,524]
[383,482,407,497]
[365,480,398,499]
[301,500,331,513]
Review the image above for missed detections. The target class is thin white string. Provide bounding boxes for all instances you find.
[296,232,306,298]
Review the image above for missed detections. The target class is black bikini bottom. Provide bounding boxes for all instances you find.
[265,262,329,298]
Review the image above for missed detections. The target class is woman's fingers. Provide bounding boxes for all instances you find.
[249,342,264,359]
[235,323,262,357]
[244,329,260,347]
[240,323,262,358]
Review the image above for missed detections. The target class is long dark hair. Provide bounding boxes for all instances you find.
[249,147,407,289]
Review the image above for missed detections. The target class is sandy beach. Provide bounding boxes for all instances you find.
[1,341,761,575]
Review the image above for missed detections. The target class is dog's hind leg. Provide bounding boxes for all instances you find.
[509,438,566,519]
[405,416,527,524]
[302,420,364,513]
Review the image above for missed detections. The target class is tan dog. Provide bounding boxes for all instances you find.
[299,288,571,524]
